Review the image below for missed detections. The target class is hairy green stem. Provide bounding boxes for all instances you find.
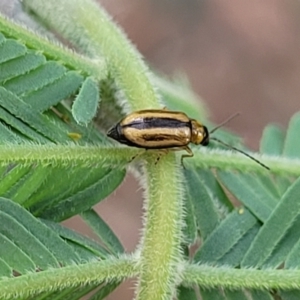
[0,145,298,176]
[183,264,300,290]
[189,148,300,175]
[0,144,140,166]
[135,153,185,300]
[0,256,137,299]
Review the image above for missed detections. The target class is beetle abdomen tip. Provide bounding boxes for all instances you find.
[107,126,119,140]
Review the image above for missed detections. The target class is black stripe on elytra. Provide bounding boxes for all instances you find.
[123,117,190,130]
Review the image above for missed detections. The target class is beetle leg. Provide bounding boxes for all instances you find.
[139,147,193,166]
[152,146,194,167]
[180,146,194,167]
[155,146,194,167]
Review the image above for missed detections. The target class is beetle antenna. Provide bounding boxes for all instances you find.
[210,137,270,170]
[210,112,240,134]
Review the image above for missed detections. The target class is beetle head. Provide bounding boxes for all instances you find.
[190,120,209,146]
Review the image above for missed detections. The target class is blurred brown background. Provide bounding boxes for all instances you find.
[66,1,300,299]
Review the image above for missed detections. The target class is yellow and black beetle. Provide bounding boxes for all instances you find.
[107,109,269,170]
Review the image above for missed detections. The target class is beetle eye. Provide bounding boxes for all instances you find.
[201,126,209,146]
[201,135,209,146]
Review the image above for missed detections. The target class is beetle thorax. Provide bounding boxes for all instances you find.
[190,119,206,145]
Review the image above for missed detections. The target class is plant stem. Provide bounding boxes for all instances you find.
[0,145,299,176]
[135,153,185,300]
[0,256,137,299]
[189,148,300,175]
[0,145,140,167]
[183,264,300,290]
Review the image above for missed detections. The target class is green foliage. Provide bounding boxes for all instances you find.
[0,1,299,300]
[72,77,100,125]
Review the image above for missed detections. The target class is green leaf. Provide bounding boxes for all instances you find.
[0,32,4,44]
[218,171,276,222]
[0,106,50,143]
[200,288,225,300]
[216,224,260,267]
[182,179,197,244]
[184,169,221,240]
[0,87,71,143]
[263,214,300,268]
[224,289,248,300]
[0,233,34,275]
[88,281,121,300]
[0,38,26,63]
[24,71,83,112]
[283,112,300,158]
[27,165,111,211]
[0,51,46,82]
[274,176,294,198]
[81,209,124,255]
[36,285,97,300]
[197,169,233,211]
[0,165,32,196]
[242,176,300,268]
[284,217,300,268]
[0,123,22,143]
[3,61,66,96]
[178,286,198,300]
[0,198,80,274]
[280,290,300,300]
[194,209,258,263]
[72,77,99,125]
[5,165,49,204]
[256,172,282,199]
[250,290,273,300]
[0,258,11,277]
[69,285,100,300]
[38,168,126,221]
[70,284,103,300]
[41,219,109,258]
[260,124,285,155]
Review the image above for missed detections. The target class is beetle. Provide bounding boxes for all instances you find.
[107,109,269,170]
